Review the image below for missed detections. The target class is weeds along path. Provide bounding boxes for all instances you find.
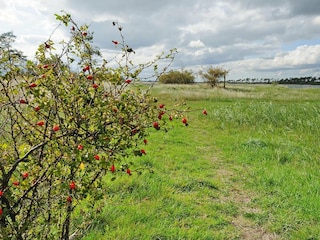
[213,156,278,240]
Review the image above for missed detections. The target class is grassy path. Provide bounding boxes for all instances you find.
[213,156,278,239]
[183,113,279,239]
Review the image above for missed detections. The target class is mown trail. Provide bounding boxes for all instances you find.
[212,156,278,239]
[185,105,279,239]
[201,132,279,238]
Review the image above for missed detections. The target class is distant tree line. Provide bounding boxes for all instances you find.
[158,67,320,86]
[277,76,320,85]
[227,76,320,85]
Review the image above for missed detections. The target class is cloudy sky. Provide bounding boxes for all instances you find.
[1,0,320,80]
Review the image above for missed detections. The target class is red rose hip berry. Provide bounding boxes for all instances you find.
[182,118,188,126]
[52,125,60,132]
[22,172,29,179]
[69,181,76,190]
[153,121,160,130]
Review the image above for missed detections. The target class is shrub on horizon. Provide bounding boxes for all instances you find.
[159,69,195,84]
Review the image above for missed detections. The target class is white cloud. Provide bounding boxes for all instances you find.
[88,13,124,24]
[273,45,320,66]
[312,16,320,25]
[223,44,320,79]
[188,40,205,48]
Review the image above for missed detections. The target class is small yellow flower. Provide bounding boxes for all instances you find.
[79,162,85,170]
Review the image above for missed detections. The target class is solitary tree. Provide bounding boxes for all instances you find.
[199,66,229,88]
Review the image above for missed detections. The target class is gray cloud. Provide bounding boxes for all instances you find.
[1,0,320,79]
[290,0,320,15]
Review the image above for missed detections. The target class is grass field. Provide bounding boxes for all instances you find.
[76,83,320,239]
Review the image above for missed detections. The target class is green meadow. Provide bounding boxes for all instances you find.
[77,84,320,239]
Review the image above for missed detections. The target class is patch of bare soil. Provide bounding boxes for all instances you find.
[214,159,279,240]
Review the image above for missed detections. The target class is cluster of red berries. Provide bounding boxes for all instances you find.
[9,171,30,188]
[152,103,208,130]
[83,65,98,89]
[20,85,60,132]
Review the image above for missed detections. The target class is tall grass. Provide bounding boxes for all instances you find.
[78,83,320,239]
[193,85,320,239]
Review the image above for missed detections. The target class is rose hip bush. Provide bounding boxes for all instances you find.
[0,12,190,239]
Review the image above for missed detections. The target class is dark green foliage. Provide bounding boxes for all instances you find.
[159,69,195,84]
